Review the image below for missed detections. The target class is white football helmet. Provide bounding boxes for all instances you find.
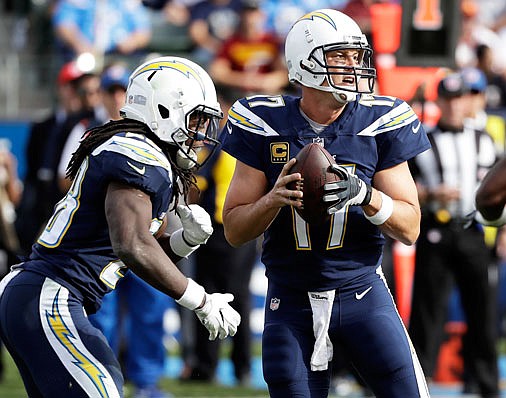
[120,56,223,168]
[285,9,376,103]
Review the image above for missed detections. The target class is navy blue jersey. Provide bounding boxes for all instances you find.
[22,132,174,313]
[221,94,430,291]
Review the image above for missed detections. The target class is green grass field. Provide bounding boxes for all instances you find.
[0,349,269,398]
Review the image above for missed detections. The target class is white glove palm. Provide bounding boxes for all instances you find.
[176,204,213,245]
[195,293,241,340]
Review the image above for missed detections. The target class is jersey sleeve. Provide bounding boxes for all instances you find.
[100,152,171,196]
[373,99,431,170]
[92,133,173,215]
[220,98,278,171]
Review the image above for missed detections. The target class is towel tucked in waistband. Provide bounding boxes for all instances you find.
[308,289,335,371]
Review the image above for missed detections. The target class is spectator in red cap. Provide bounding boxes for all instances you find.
[57,60,85,85]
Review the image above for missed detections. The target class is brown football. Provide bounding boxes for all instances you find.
[288,143,341,224]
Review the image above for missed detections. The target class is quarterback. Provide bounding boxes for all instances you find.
[0,56,240,397]
[221,9,431,398]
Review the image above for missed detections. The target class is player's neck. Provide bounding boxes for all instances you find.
[300,92,346,125]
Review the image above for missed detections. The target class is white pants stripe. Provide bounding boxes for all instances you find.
[39,278,121,398]
[377,265,430,397]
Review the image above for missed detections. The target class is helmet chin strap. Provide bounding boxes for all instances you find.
[332,90,357,104]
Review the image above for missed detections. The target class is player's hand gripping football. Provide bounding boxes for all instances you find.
[195,293,241,340]
[323,164,372,214]
[274,158,303,207]
[176,204,213,245]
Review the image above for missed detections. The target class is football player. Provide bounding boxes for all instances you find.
[221,9,431,398]
[0,56,240,398]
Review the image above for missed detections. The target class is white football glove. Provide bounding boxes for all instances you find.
[323,164,372,214]
[176,204,213,245]
[169,205,213,258]
[473,207,506,227]
[195,293,241,340]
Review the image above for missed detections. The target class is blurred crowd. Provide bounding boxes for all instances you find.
[2,0,506,116]
[1,0,506,397]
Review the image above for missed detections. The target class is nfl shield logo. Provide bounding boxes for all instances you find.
[312,137,324,146]
[270,297,280,311]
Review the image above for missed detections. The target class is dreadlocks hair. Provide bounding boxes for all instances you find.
[66,118,198,209]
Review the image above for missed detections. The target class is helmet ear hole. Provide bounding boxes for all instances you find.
[158,104,170,119]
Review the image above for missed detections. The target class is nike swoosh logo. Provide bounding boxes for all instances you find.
[355,286,372,300]
[127,161,146,175]
[227,123,232,134]
[411,122,421,134]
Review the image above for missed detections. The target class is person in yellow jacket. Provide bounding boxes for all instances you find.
[184,146,259,386]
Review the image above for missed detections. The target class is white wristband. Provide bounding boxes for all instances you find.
[364,192,393,225]
[475,206,506,227]
[176,278,206,310]
[169,228,200,258]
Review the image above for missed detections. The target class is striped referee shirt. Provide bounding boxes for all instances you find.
[411,121,496,218]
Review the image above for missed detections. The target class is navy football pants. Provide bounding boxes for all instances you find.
[0,270,123,397]
[262,266,429,398]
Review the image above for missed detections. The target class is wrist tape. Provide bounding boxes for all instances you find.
[176,278,206,310]
[364,191,393,225]
[170,228,200,258]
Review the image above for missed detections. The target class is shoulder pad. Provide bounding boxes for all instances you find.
[92,132,171,171]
